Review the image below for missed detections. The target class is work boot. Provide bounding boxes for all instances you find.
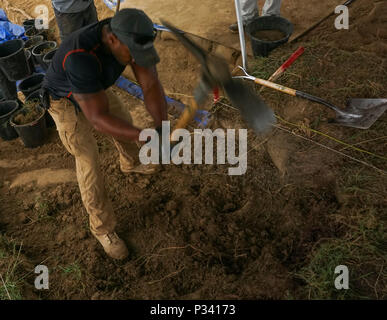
[229,15,260,33]
[119,154,160,175]
[228,22,240,33]
[120,162,160,175]
[229,21,251,33]
[92,231,129,260]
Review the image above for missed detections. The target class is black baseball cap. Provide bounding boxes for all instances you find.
[110,8,160,67]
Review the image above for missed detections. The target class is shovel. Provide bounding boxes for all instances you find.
[160,20,276,134]
[236,67,387,129]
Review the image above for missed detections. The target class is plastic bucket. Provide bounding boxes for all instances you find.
[10,105,47,148]
[25,50,36,74]
[26,90,55,128]
[0,100,20,140]
[23,19,35,32]
[42,49,57,71]
[32,41,57,66]
[25,36,44,66]
[23,19,44,31]
[0,39,31,81]
[0,68,17,101]
[246,16,293,57]
[25,26,47,40]
[24,35,44,51]
[18,73,45,99]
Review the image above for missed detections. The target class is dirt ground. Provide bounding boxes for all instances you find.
[119,0,343,50]
[0,0,386,300]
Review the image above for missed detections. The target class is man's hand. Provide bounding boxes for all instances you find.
[73,90,142,142]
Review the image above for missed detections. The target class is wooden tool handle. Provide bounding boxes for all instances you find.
[254,78,297,96]
[172,99,199,132]
[116,0,121,13]
[254,77,344,114]
[277,47,305,73]
[260,47,304,93]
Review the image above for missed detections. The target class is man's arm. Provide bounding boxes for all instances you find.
[73,90,142,142]
[65,53,141,142]
[131,63,168,127]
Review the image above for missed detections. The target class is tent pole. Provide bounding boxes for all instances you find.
[234,0,247,70]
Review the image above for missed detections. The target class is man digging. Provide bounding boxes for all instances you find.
[42,9,168,260]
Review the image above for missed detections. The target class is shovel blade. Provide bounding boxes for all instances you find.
[160,19,207,65]
[332,99,387,129]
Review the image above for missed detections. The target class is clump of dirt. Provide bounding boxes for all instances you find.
[26,28,43,37]
[252,30,286,41]
[13,99,42,125]
[40,47,54,55]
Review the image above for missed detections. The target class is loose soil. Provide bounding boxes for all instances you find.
[40,47,54,55]
[12,100,42,125]
[118,0,343,52]
[252,30,286,41]
[0,0,386,300]
[26,28,43,37]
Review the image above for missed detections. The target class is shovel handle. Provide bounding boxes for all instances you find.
[172,99,199,132]
[254,77,297,96]
[116,0,121,13]
[253,77,345,114]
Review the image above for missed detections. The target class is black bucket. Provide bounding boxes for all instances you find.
[23,18,44,31]
[246,16,293,57]
[42,49,57,71]
[18,73,45,99]
[24,35,44,51]
[26,90,55,128]
[32,41,57,66]
[23,19,35,31]
[10,105,47,148]
[0,100,20,140]
[25,36,44,66]
[25,26,47,40]
[0,68,17,100]
[25,50,36,74]
[0,39,31,81]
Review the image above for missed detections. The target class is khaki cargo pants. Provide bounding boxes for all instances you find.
[48,88,138,235]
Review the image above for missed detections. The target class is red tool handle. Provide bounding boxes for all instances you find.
[264,47,305,85]
[280,47,305,71]
[213,87,220,103]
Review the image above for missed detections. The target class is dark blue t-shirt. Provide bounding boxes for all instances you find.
[42,18,125,100]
